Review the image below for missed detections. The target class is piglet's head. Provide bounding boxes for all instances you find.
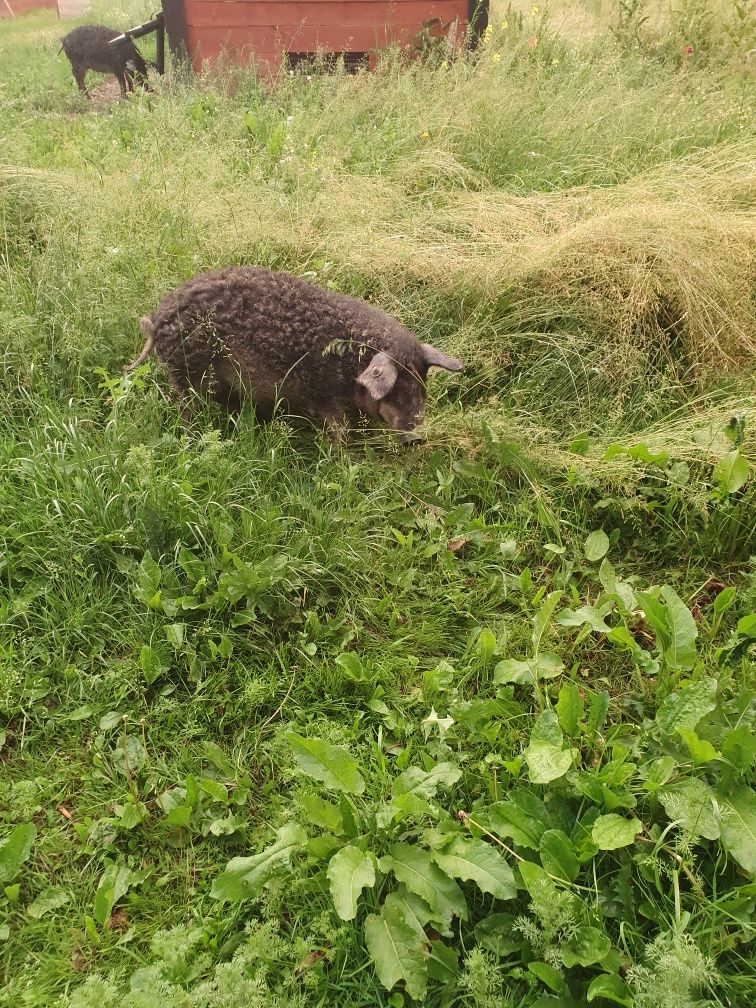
[356,343,464,432]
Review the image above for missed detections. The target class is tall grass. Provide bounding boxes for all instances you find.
[0,2,754,1006]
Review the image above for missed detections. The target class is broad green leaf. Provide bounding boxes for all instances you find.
[93,862,144,927]
[556,604,612,634]
[494,653,564,685]
[518,859,552,896]
[364,901,427,1000]
[203,741,234,776]
[539,829,579,882]
[591,815,641,850]
[476,628,498,663]
[119,801,148,829]
[113,735,147,776]
[659,587,698,671]
[210,824,306,902]
[382,792,435,826]
[722,724,756,771]
[637,590,670,648]
[391,762,461,800]
[427,940,459,985]
[642,756,677,792]
[307,834,342,859]
[432,837,516,900]
[659,778,719,839]
[598,559,636,610]
[712,586,736,617]
[164,804,192,829]
[487,792,552,849]
[715,784,756,874]
[530,709,564,747]
[99,711,123,732]
[584,530,609,562]
[737,613,756,638]
[561,925,612,967]
[134,552,161,608]
[656,678,717,735]
[677,728,720,764]
[532,591,563,655]
[713,450,750,493]
[385,887,434,938]
[177,546,204,584]
[198,778,227,802]
[586,690,609,736]
[380,844,467,924]
[26,887,71,919]
[555,683,584,736]
[286,734,365,794]
[0,825,36,885]
[139,645,169,685]
[569,432,589,454]
[587,974,633,1006]
[335,652,369,682]
[526,744,573,784]
[474,913,524,956]
[297,793,344,833]
[528,961,565,992]
[525,712,572,783]
[164,623,185,650]
[420,708,455,742]
[327,846,375,921]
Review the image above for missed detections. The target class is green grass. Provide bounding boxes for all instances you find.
[0,2,755,1006]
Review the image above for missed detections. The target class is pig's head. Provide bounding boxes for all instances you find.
[356,343,465,432]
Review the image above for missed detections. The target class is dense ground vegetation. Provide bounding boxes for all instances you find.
[0,1,754,1005]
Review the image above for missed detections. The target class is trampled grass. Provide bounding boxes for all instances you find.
[0,2,754,1006]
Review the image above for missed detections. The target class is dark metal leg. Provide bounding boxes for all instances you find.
[156,23,165,75]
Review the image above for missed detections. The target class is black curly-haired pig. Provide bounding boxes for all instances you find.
[60,24,149,98]
[125,266,465,436]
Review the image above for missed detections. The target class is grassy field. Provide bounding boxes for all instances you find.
[0,1,755,1005]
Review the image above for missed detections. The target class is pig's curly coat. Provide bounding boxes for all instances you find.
[60,24,149,97]
[130,266,459,430]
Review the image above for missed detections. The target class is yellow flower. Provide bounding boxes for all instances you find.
[501,20,508,30]
[421,130,430,139]
[491,51,502,63]
[552,58,560,66]
[531,4,539,15]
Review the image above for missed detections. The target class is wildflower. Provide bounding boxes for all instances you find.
[528,35,538,49]
[682,43,694,56]
[492,51,502,63]
[421,130,430,139]
[531,5,539,15]
[501,20,508,30]
[552,58,560,66]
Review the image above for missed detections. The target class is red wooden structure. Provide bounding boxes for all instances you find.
[0,0,56,17]
[161,0,488,77]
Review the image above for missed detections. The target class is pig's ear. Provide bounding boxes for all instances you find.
[421,343,465,372]
[357,352,398,400]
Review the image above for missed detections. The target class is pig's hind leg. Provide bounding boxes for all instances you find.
[71,62,90,98]
[115,69,130,97]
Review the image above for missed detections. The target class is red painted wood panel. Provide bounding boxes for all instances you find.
[1,0,57,15]
[186,24,401,50]
[181,0,472,76]
[184,1,467,29]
